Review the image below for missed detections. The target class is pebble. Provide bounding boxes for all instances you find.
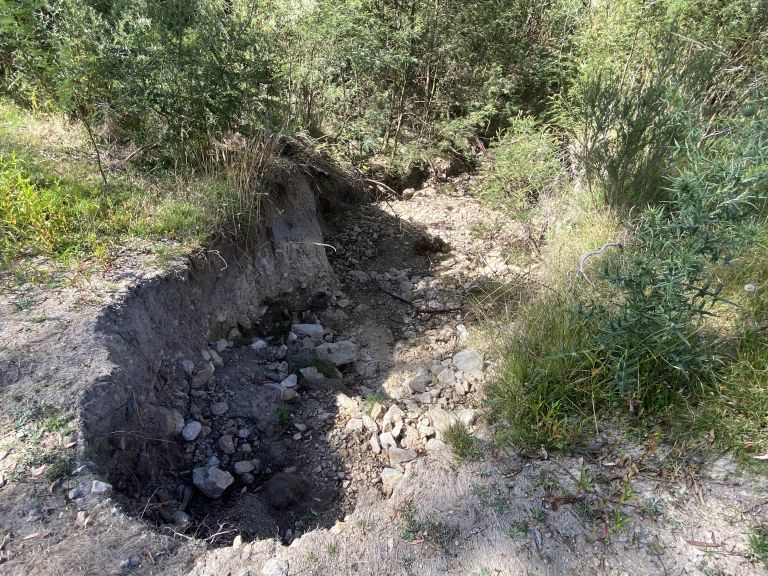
[452,349,483,372]
[180,359,195,377]
[379,432,397,450]
[173,510,191,527]
[316,340,358,366]
[370,403,384,421]
[182,421,203,441]
[382,404,405,431]
[293,324,325,339]
[280,374,298,388]
[362,414,378,434]
[344,418,364,434]
[381,467,404,488]
[455,408,476,427]
[91,480,112,494]
[437,368,456,386]
[336,393,358,412]
[427,408,458,438]
[261,558,289,576]
[407,368,432,393]
[193,466,234,499]
[389,447,417,466]
[191,363,215,388]
[219,434,235,454]
[210,402,229,416]
[281,388,299,402]
[426,438,447,453]
[251,339,268,351]
[234,461,255,475]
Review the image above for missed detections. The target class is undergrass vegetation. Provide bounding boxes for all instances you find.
[486,110,768,456]
[748,525,768,569]
[443,422,481,461]
[0,100,277,284]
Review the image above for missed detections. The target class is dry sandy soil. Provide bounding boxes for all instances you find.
[0,175,766,576]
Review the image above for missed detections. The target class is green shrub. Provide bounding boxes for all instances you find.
[560,0,767,208]
[479,116,562,212]
[589,109,767,408]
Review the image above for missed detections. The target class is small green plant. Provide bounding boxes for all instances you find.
[44,454,73,483]
[469,221,503,240]
[443,423,480,461]
[640,498,663,520]
[363,393,386,412]
[612,508,630,533]
[41,416,66,433]
[471,484,490,502]
[326,542,337,556]
[748,526,768,569]
[276,404,291,427]
[505,520,529,538]
[471,483,509,512]
[530,506,546,523]
[355,518,372,531]
[534,471,560,493]
[577,464,594,491]
[12,294,35,311]
[479,115,561,214]
[397,501,455,547]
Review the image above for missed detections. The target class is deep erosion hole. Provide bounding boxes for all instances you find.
[79,165,365,544]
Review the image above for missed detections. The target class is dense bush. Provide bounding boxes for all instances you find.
[479,116,562,213]
[2,0,278,163]
[591,108,767,401]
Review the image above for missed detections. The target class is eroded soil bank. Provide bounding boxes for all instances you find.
[0,173,766,576]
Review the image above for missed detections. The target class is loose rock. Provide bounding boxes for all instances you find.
[261,558,289,576]
[182,421,203,441]
[316,340,358,366]
[452,349,483,373]
[293,324,325,339]
[193,466,234,499]
[389,447,417,466]
[210,402,229,416]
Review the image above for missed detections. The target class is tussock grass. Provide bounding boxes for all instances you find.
[443,422,481,461]
[748,526,768,569]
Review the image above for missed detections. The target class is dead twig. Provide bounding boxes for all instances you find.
[364,271,462,316]
[576,242,623,283]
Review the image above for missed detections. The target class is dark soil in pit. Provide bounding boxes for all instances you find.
[111,318,364,546]
[107,200,471,548]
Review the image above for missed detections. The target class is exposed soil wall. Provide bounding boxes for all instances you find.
[80,173,336,493]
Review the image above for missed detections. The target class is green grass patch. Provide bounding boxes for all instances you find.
[486,293,606,451]
[397,501,455,547]
[443,422,481,461]
[0,100,253,280]
[0,154,133,267]
[748,526,768,569]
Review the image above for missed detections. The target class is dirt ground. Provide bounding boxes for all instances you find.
[0,176,766,576]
